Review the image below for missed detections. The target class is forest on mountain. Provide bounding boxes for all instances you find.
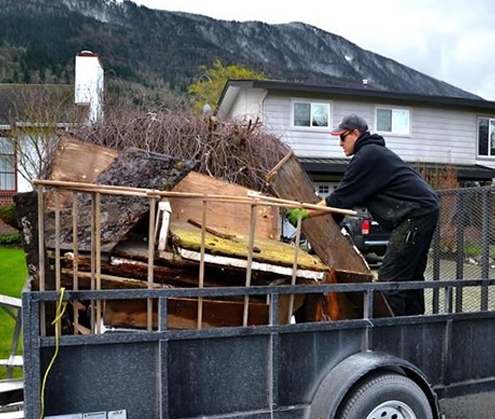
[0,0,480,105]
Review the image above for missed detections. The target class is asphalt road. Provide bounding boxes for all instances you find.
[439,391,495,418]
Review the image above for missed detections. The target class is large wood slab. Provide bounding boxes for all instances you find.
[104,298,270,329]
[103,294,305,329]
[170,171,279,240]
[267,151,370,272]
[50,137,118,184]
[267,151,393,318]
[47,137,119,209]
[169,221,327,274]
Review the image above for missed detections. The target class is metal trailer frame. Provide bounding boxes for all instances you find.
[22,280,495,419]
[20,182,495,419]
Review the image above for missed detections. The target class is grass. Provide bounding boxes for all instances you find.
[0,246,27,379]
[463,243,495,259]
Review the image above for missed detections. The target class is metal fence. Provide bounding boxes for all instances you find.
[427,185,495,314]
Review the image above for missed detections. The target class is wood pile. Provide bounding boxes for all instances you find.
[31,138,344,332]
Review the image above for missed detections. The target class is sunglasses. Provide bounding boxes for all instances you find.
[339,130,354,142]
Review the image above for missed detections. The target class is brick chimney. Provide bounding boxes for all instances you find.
[74,51,104,124]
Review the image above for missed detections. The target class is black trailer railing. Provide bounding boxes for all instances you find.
[28,181,495,334]
[430,186,495,313]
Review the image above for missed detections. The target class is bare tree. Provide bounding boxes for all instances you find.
[5,81,288,194]
[69,109,290,193]
[7,85,86,186]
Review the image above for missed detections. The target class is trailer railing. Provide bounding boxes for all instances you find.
[28,181,495,339]
[31,179,360,336]
[429,186,495,313]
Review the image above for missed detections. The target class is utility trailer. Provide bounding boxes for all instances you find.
[21,182,495,419]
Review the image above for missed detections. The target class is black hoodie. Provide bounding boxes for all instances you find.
[325,132,439,230]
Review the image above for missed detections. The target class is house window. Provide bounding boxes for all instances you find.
[376,107,410,134]
[293,101,330,128]
[0,137,16,191]
[314,183,337,198]
[478,117,495,157]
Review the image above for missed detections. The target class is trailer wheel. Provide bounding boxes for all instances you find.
[338,373,433,419]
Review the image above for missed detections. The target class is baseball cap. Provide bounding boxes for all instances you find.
[330,114,368,136]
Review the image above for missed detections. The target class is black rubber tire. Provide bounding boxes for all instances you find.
[338,373,433,419]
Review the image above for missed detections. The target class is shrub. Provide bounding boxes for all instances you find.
[0,232,22,245]
[0,205,19,230]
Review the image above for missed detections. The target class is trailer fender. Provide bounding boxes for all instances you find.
[308,351,439,419]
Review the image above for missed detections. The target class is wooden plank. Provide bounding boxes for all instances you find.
[47,137,119,209]
[267,151,393,318]
[267,151,370,273]
[62,252,300,288]
[103,298,270,329]
[333,268,392,319]
[177,248,325,281]
[103,293,305,329]
[169,172,279,240]
[169,221,327,275]
[15,191,55,294]
[60,269,171,290]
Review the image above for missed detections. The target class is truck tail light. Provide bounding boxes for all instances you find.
[361,219,370,235]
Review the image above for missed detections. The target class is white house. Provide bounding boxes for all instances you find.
[217,80,495,194]
[0,51,103,233]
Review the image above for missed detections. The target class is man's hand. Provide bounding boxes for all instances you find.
[285,208,309,226]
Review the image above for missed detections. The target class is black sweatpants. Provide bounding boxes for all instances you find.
[378,209,439,316]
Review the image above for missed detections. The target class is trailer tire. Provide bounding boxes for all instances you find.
[337,372,433,419]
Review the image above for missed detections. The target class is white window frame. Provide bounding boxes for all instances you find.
[375,106,411,135]
[0,136,16,192]
[291,99,331,130]
[313,182,337,198]
[477,117,495,158]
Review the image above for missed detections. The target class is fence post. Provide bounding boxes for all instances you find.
[432,208,441,314]
[455,192,465,312]
[481,189,491,311]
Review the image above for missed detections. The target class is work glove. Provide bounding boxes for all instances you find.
[285,208,309,226]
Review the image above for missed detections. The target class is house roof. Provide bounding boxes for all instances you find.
[0,84,85,126]
[218,79,495,115]
[299,157,495,182]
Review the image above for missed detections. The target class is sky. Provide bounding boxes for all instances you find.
[133,0,495,101]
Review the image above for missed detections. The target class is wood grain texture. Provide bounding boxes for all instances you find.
[267,152,393,318]
[267,151,370,273]
[47,137,119,209]
[44,148,195,253]
[170,171,279,240]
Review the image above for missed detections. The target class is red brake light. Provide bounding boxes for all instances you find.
[361,219,370,235]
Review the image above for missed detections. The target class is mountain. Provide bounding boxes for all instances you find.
[0,0,481,100]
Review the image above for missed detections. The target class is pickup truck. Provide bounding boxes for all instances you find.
[342,208,390,264]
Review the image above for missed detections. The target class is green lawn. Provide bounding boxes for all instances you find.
[0,246,27,379]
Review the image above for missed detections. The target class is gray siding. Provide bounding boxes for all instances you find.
[230,87,266,120]
[262,93,480,165]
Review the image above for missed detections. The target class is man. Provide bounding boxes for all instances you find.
[286,114,439,316]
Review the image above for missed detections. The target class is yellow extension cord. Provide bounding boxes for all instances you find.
[39,287,67,419]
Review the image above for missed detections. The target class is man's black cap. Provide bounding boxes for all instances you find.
[330,114,368,136]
